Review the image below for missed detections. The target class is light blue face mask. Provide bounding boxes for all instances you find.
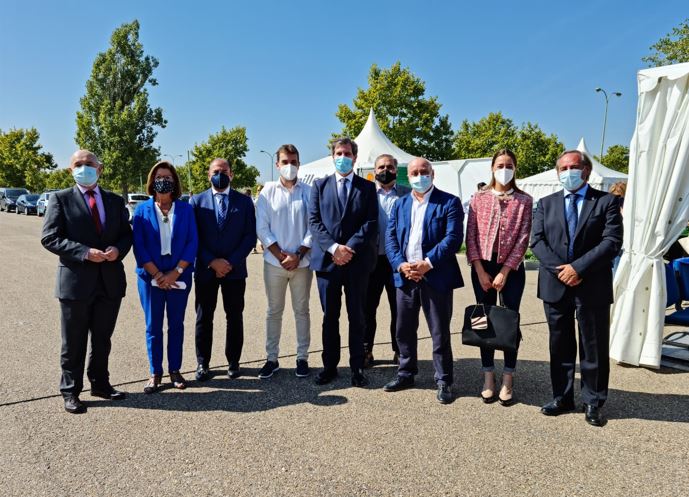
[559,168,585,192]
[334,156,353,175]
[410,174,432,193]
[72,165,99,187]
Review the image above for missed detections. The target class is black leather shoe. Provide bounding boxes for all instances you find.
[362,351,374,369]
[437,384,454,404]
[90,385,126,400]
[351,370,370,388]
[64,395,87,414]
[541,398,576,416]
[583,404,606,427]
[383,376,415,392]
[314,369,338,385]
[195,364,210,382]
[227,362,241,379]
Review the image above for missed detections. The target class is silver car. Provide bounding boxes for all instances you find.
[36,190,60,217]
[127,193,151,220]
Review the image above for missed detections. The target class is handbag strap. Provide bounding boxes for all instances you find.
[469,303,486,319]
[497,290,505,307]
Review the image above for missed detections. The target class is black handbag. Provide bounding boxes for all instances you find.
[462,293,521,352]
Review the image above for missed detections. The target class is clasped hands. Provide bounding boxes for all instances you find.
[399,260,431,282]
[86,246,119,263]
[556,264,582,287]
[333,245,355,266]
[154,269,180,290]
[210,258,233,278]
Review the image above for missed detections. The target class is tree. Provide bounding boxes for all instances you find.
[643,19,689,66]
[336,62,454,160]
[0,128,56,191]
[43,168,76,190]
[513,122,565,177]
[596,144,629,173]
[75,20,166,196]
[182,126,259,193]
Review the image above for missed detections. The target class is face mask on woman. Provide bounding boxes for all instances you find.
[493,168,514,186]
[153,177,175,194]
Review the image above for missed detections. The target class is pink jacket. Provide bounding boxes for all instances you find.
[466,190,533,270]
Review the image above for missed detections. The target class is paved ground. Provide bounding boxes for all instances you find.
[0,211,687,497]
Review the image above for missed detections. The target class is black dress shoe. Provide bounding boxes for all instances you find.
[541,398,576,416]
[383,376,415,392]
[437,384,454,404]
[227,362,241,379]
[64,395,87,414]
[195,364,210,382]
[583,404,606,427]
[314,369,338,385]
[91,385,126,400]
[351,370,370,388]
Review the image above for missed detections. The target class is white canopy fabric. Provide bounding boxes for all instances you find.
[517,138,628,202]
[610,62,689,368]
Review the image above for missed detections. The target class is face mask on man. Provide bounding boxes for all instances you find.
[72,165,99,188]
[334,156,353,175]
[279,164,298,181]
[559,169,585,192]
[153,177,175,194]
[375,170,396,185]
[211,171,230,190]
[494,168,514,186]
[409,174,432,194]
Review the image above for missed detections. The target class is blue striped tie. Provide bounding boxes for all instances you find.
[566,193,578,261]
[216,193,227,227]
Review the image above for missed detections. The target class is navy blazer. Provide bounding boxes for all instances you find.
[385,187,464,292]
[308,173,378,273]
[132,198,198,284]
[531,186,623,305]
[41,186,132,300]
[189,188,256,281]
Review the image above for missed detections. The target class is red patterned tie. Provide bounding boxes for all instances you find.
[86,190,103,235]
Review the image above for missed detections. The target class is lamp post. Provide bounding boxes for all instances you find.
[260,150,275,182]
[595,87,622,161]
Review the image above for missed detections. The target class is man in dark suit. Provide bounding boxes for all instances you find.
[41,150,132,414]
[531,150,622,427]
[190,158,256,381]
[308,137,378,387]
[383,158,464,404]
[363,154,411,367]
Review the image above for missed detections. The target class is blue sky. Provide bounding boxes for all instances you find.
[0,1,685,181]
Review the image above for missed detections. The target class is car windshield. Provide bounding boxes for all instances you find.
[7,189,28,198]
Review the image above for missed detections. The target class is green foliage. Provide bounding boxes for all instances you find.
[452,112,564,177]
[336,62,454,161]
[182,126,259,193]
[43,168,76,190]
[595,144,629,173]
[643,19,689,66]
[75,20,166,196]
[0,128,56,192]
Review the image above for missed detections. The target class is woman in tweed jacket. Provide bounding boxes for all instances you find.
[466,149,533,406]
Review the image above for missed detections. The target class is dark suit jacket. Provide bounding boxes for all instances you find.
[531,186,623,305]
[189,188,256,282]
[308,173,378,273]
[132,198,198,284]
[385,187,464,293]
[41,186,132,300]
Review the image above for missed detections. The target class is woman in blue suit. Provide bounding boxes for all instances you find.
[133,161,198,393]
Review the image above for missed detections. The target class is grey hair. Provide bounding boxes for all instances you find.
[374,154,398,167]
[556,149,592,169]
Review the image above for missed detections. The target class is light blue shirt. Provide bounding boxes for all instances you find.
[376,184,402,255]
[563,183,589,219]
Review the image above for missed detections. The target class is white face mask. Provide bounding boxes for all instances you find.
[279,164,298,181]
[494,168,514,186]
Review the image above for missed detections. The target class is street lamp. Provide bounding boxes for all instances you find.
[594,87,622,161]
[259,150,275,182]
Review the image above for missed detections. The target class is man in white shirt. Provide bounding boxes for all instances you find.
[256,144,313,378]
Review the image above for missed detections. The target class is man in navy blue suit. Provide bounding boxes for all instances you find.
[383,158,464,404]
[531,150,622,427]
[308,137,378,387]
[190,158,257,381]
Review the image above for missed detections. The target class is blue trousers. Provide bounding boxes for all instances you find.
[137,269,191,375]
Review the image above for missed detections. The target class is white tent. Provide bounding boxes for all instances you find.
[517,138,628,202]
[610,62,689,368]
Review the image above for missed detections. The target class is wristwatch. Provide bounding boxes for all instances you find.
[175,266,184,274]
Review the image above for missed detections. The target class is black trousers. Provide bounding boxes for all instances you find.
[316,266,368,372]
[194,277,246,368]
[59,278,122,398]
[363,254,398,354]
[544,297,610,407]
[396,280,454,386]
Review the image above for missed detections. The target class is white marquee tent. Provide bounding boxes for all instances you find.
[517,138,628,202]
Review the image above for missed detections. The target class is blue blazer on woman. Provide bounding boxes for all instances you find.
[132,198,198,284]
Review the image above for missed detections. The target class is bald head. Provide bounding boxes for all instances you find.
[408,157,433,176]
[69,150,101,171]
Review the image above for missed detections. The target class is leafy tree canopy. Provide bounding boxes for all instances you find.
[643,19,689,66]
[596,144,629,174]
[0,128,56,192]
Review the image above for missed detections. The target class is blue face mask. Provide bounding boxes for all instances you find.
[410,174,432,193]
[334,156,353,175]
[211,172,230,190]
[559,169,585,192]
[72,165,99,187]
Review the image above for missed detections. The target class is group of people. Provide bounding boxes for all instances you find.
[41,138,622,427]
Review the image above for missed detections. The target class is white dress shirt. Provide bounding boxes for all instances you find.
[405,186,434,267]
[256,180,312,268]
[154,202,174,255]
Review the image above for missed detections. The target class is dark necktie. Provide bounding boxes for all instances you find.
[86,190,102,235]
[338,178,348,212]
[566,193,578,261]
[216,193,227,227]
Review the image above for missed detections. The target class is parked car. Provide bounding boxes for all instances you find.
[36,189,60,217]
[126,193,151,220]
[15,194,40,215]
[0,188,30,212]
